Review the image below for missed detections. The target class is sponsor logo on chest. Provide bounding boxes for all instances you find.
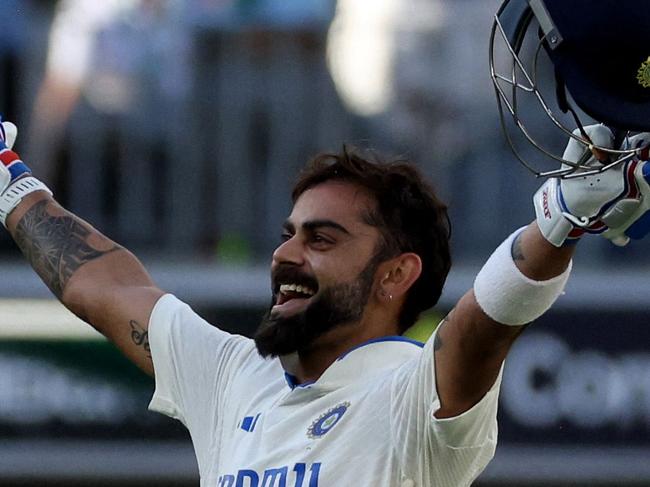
[218,463,321,487]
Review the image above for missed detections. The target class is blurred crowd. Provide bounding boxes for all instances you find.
[1,0,629,266]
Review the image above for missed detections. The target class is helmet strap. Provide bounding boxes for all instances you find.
[554,70,593,144]
[555,69,629,153]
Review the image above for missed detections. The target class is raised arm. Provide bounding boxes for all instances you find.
[433,221,573,418]
[0,123,163,375]
[433,125,650,418]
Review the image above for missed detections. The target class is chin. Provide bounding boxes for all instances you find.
[253,311,307,358]
[254,278,370,358]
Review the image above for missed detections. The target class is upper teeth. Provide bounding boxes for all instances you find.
[279,283,315,296]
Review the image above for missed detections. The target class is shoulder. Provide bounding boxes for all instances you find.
[150,294,225,338]
[149,294,259,368]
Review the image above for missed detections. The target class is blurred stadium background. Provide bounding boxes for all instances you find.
[1,0,649,485]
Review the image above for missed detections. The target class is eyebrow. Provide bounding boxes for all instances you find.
[283,219,351,235]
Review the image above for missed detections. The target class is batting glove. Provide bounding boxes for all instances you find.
[533,124,650,247]
[0,119,51,226]
[600,132,650,246]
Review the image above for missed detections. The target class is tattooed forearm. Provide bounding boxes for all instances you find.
[511,233,525,261]
[12,200,121,299]
[130,320,151,358]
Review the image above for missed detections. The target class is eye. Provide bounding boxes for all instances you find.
[280,232,293,243]
[310,233,334,247]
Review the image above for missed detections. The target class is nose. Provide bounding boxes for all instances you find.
[272,235,305,266]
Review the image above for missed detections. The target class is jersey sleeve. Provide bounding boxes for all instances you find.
[147,294,256,469]
[389,327,502,486]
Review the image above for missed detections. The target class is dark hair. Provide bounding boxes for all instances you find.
[292,146,451,332]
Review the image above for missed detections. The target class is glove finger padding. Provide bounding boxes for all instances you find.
[1,121,17,150]
[535,126,650,247]
[534,125,622,247]
[601,155,650,246]
[533,125,650,247]
[561,124,614,169]
[0,121,29,194]
[0,119,51,226]
[559,126,628,220]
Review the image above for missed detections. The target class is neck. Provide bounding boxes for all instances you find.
[279,316,399,384]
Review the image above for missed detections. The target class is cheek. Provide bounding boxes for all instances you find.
[311,254,369,286]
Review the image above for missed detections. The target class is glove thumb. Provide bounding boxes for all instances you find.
[562,124,614,166]
[1,121,17,150]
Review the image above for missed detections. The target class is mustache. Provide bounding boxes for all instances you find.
[271,264,319,294]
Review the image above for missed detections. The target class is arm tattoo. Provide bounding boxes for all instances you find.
[511,233,526,261]
[13,200,120,299]
[130,320,151,358]
[434,331,443,351]
[434,309,454,351]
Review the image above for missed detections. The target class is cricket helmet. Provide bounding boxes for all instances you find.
[490,0,650,177]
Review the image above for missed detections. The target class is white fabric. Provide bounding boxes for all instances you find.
[148,294,502,487]
[474,228,572,326]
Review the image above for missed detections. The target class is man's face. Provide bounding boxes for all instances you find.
[254,181,385,358]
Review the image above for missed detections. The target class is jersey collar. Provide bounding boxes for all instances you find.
[283,336,424,391]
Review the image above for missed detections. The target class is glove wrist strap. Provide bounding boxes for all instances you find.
[0,177,52,226]
[533,178,583,247]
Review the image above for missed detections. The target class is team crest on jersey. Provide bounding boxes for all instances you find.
[637,56,650,88]
[307,401,350,439]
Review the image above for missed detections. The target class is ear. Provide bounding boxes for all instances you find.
[376,253,422,303]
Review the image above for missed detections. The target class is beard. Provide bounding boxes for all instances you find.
[253,252,382,358]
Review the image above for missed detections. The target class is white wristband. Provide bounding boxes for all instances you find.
[473,227,572,326]
[0,176,52,226]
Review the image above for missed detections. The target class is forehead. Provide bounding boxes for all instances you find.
[290,181,377,226]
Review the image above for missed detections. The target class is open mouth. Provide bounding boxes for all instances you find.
[272,282,317,316]
[276,283,316,304]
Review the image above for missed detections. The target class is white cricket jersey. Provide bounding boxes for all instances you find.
[148,294,502,487]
